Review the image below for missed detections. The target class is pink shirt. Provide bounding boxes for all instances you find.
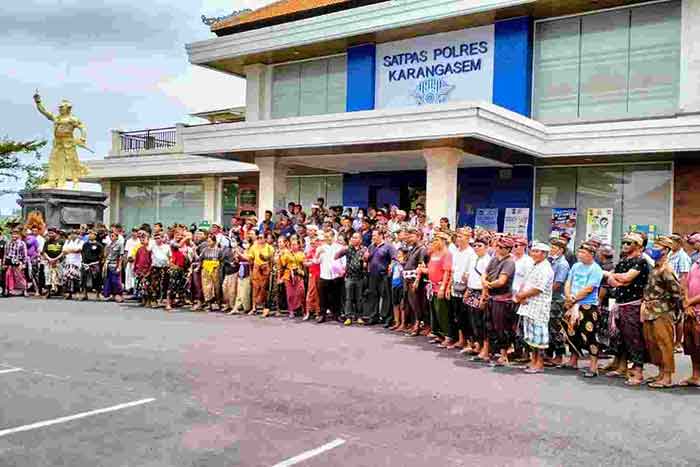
[688,262,700,314]
[428,252,452,289]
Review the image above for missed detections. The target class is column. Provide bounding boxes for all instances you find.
[202,176,218,224]
[244,64,269,122]
[423,147,462,227]
[100,180,112,225]
[255,156,288,216]
[680,0,700,113]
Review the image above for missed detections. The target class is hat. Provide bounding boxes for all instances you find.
[530,242,551,252]
[310,204,320,210]
[497,237,515,249]
[689,233,700,245]
[550,238,567,250]
[578,242,597,254]
[669,233,683,244]
[514,236,528,247]
[396,209,407,217]
[654,236,674,249]
[559,231,572,240]
[622,232,644,246]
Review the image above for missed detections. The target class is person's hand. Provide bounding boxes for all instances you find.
[33,91,41,103]
[437,288,445,300]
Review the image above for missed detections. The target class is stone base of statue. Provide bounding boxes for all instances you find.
[18,189,107,230]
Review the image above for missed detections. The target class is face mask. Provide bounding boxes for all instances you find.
[649,248,665,262]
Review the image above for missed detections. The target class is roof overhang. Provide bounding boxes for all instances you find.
[181,102,700,169]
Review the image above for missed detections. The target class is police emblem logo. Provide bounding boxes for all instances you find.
[411,77,455,105]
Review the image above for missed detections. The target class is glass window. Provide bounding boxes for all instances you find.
[286,177,301,204]
[158,182,204,228]
[300,177,326,210]
[325,175,343,207]
[119,183,156,230]
[271,55,347,119]
[533,1,681,123]
[534,164,672,252]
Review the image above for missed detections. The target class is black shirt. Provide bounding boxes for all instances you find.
[81,241,103,264]
[612,256,650,303]
[485,255,516,296]
[43,239,64,260]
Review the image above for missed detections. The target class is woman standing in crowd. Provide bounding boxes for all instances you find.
[80,230,103,301]
[280,235,306,319]
[5,229,28,297]
[61,229,84,299]
[102,231,124,302]
[133,232,152,307]
[199,234,223,312]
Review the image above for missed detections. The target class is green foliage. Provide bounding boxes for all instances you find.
[0,138,46,194]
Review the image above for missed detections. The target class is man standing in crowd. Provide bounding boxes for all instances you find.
[559,232,576,267]
[336,232,367,326]
[641,236,682,388]
[403,227,429,337]
[480,236,516,366]
[515,242,554,374]
[315,230,343,323]
[450,228,475,351]
[365,229,396,327]
[603,233,650,384]
[563,242,604,378]
[682,244,700,387]
[546,238,570,367]
[80,230,103,301]
[258,210,275,234]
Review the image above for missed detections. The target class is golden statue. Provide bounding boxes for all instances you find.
[33,91,90,189]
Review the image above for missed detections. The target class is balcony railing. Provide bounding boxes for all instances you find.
[119,127,177,152]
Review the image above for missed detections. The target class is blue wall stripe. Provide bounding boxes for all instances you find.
[493,17,533,117]
[346,44,376,112]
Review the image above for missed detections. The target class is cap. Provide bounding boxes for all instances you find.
[654,236,674,249]
[689,233,700,244]
[598,244,615,257]
[550,238,567,250]
[623,232,644,246]
[514,236,528,247]
[530,242,551,252]
[578,242,597,254]
[498,237,515,248]
[669,233,683,244]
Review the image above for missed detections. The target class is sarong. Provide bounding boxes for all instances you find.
[521,315,549,349]
[167,267,188,301]
[201,260,220,303]
[5,265,27,296]
[45,262,62,292]
[306,276,320,314]
[62,263,81,294]
[619,301,646,366]
[486,298,515,353]
[222,274,238,308]
[252,263,270,308]
[234,276,252,312]
[81,262,102,292]
[148,267,169,302]
[566,305,601,358]
[285,276,305,312]
[430,296,450,338]
[102,268,123,297]
[547,299,566,357]
[643,314,675,372]
[683,313,700,360]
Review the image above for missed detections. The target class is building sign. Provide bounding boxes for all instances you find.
[503,208,530,237]
[375,25,494,109]
[586,208,613,244]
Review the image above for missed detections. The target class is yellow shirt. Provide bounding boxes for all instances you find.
[279,250,306,281]
[249,243,274,266]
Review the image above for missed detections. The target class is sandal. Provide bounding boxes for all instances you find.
[648,381,674,389]
[678,379,700,387]
[624,379,644,386]
[583,371,598,378]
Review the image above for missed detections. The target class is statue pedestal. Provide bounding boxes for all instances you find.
[19,189,108,229]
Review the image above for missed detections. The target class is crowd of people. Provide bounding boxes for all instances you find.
[3,198,700,388]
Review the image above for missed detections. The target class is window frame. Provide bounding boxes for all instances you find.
[531,0,681,125]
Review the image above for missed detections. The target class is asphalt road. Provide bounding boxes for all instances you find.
[0,297,699,466]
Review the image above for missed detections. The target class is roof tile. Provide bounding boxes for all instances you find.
[212,0,350,31]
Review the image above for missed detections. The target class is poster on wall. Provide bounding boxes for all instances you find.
[630,224,657,242]
[475,208,498,231]
[503,208,530,237]
[375,25,495,109]
[551,208,577,243]
[586,208,613,244]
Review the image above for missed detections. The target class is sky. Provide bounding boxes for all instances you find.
[0,0,270,214]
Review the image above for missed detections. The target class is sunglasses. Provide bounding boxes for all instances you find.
[621,241,633,246]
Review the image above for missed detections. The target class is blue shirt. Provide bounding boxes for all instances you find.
[567,262,603,306]
[368,242,396,276]
[391,261,404,289]
[550,254,570,301]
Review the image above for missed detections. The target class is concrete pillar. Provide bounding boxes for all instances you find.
[255,157,288,216]
[202,176,218,224]
[423,147,462,227]
[174,123,186,151]
[100,180,112,224]
[244,64,269,121]
[680,0,700,113]
[108,130,121,157]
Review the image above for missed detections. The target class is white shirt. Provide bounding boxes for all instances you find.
[63,239,84,266]
[512,254,535,293]
[151,243,171,268]
[317,243,343,280]
[125,238,140,259]
[452,246,475,285]
[517,260,554,324]
[467,254,492,290]
[35,235,46,254]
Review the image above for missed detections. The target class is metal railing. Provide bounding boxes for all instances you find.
[119,127,177,152]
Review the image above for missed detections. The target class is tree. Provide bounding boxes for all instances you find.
[0,138,46,194]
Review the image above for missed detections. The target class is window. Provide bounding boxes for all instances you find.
[286,175,344,209]
[119,181,204,229]
[534,164,672,250]
[533,1,681,123]
[271,55,347,119]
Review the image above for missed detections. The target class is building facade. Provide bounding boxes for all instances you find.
[106,0,700,244]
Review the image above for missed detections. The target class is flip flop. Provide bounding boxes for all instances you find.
[678,379,700,387]
[470,356,488,362]
[556,364,578,371]
[648,382,675,389]
[524,368,544,374]
[624,379,644,386]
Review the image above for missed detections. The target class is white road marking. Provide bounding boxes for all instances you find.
[0,368,23,375]
[0,398,156,438]
[271,438,346,467]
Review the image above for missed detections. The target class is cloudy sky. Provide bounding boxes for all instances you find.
[0,0,270,214]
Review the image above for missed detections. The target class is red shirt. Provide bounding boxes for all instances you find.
[428,251,452,289]
[306,247,320,279]
[171,247,186,269]
[133,246,152,276]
